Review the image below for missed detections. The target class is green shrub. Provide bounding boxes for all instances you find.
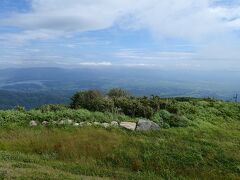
[15,106,26,112]
[36,104,68,113]
[166,104,179,114]
[168,115,189,127]
[71,90,115,113]
[152,110,189,128]
[108,88,129,98]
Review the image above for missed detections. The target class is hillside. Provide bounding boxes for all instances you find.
[1,67,239,102]
[0,91,239,179]
[0,90,71,109]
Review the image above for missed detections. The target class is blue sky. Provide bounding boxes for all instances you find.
[0,0,240,70]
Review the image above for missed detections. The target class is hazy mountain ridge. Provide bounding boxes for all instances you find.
[0,67,239,109]
[0,90,71,109]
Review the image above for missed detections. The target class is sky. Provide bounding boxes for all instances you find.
[0,0,240,70]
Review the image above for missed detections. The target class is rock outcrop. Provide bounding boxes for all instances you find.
[136,119,160,131]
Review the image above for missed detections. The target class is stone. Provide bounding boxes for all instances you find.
[42,121,49,126]
[120,122,136,131]
[52,121,57,125]
[58,120,65,125]
[58,119,73,125]
[93,122,101,126]
[111,121,119,126]
[102,123,110,128]
[66,119,73,125]
[30,120,37,127]
[85,122,92,126]
[136,119,160,131]
[73,123,80,127]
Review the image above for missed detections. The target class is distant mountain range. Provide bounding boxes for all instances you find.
[0,67,239,109]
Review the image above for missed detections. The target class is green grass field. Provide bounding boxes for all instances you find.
[0,99,239,179]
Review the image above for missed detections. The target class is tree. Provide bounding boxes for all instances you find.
[108,88,129,98]
[15,105,25,112]
[70,90,103,110]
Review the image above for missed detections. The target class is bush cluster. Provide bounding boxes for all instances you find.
[70,89,170,119]
[1,88,239,129]
[69,89,191,127]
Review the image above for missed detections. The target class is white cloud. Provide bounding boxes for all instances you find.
[1,0,240,40]
[115,49,195,61]
[78,61,112,66]
[0,30,61,44]
[1,0,240,69]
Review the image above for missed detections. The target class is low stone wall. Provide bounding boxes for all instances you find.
[30,119,160,131]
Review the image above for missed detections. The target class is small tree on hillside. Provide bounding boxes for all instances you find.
[70,90,103,110]
[108,88,129,98]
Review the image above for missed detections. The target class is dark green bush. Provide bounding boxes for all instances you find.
[168,115,189,127]
[152,110,189,128]
[15,105,26,112]
[113,97,154,118]
[166,104,180,114]
[70,89,186,119]
[108,88,129,98]
[70,90,103,110]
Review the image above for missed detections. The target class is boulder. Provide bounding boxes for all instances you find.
[136,119,160,131]
[120,122,136,131]
[111,121,119,126]
[29,120,37,127]
[102,123,110,128]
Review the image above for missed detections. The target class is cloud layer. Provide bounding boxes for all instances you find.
[2,0,240,40]
[0,0,240,69]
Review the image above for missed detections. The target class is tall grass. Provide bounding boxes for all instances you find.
[0,99,239,179]
[0,123,239,179]
[0,108,134,128]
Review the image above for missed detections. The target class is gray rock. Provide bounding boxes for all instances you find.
[51,121,57,125]
[102,123,110,128]
[58,119,73,125]
[85,122,92,126]
[29,120,37,127]
[79,122,85,126]
[93,122,101,126]
[66,119,73,125]
[42,121,49,126]
[58,120,65,125]
[136,119,160,131]
[111,121,119,126]
[120,122,136,131]
[73,123,80,127]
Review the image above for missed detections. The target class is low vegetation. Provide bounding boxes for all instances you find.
[0,89,239,179]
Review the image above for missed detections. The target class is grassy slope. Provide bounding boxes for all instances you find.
[0,100,239,179]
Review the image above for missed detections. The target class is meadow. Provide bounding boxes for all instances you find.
[0,95,239,179]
